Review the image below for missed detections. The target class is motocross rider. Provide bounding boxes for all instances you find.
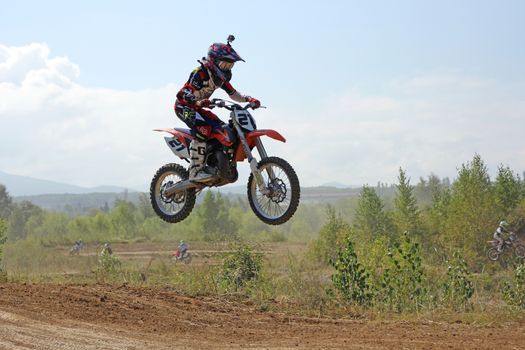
[178,240,188,258]
[101,242,113,256]
[174,35,260,182]
[74,239,83,249]
[494,220,509,252]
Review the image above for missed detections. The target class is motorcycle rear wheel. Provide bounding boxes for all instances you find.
[487,248,500,261]
[247,156,300,225]
[173,254,192,265]
[150,163,196,223]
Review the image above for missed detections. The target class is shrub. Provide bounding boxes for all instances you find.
[377,232,428,312]
[331,236,373,306]
[502,262,525,309]
[97,250,121,274]
[0,218,6,281]
[221,243,262,291]
[0,218,6,261]
[441,251,474,311]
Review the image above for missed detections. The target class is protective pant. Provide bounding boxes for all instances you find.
[189,139,213,182]
[494,235,504,252]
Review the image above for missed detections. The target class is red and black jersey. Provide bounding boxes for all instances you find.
[176,64,237,106]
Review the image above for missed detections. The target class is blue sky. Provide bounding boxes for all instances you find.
[3,1,524,88]
[1,0,525,189]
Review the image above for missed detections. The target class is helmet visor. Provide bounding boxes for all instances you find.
[218,61,234,70]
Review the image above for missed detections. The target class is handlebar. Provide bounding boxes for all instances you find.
[209,98,265,111]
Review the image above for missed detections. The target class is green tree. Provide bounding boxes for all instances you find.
[423,186,452,255]
[442,154,496,263]
[137,193,155,219]
[0,218,7,266]
[7,201,43,241]
[414,174,446,207]
[310,206,350,264]
[393,168,421,238]
[195,191,236,240]
[31,212,70,244]
[0,184,12,219]
[89,211,112,240]
[0,218,6,281]
[214,192,237,237]
[109,200,137,239]
[494,165,522,218]
[353,185,392,241]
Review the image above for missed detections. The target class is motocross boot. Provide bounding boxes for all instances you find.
[189,139,214,183]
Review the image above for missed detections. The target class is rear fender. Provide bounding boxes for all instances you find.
[154,128,193,159]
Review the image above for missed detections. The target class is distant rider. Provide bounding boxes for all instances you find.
[494,220,509,252]
[70,239,83,255]
[74,239,83,250]
[178,240,188,258]
[174,35,260,182]
[101,242,113,256]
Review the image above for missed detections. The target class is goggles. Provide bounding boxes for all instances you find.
[217,61,234,70]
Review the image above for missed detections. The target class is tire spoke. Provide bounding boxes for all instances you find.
[150,164,196,223]
[248,158,299,224]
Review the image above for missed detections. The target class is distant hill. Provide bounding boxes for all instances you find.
[221,184,360,202]
[13,185,360,214]
[1,170,365,213]
[320,181,352,189]
[0,170,136,196]
[14,192,143,214]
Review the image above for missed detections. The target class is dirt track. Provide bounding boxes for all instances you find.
[1,283,524,349]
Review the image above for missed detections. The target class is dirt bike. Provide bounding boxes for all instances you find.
[69,242,83,255]
[150,98,300,225]
[100,245,113,257]
[487,232,525,261]
[172,249,192,264]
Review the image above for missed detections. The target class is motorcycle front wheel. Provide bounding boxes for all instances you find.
[514,244,525,259]
[487,248,500,261]
[150,163,196,223]
[247,156,300,225]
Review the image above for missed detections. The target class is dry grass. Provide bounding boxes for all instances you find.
[2,239,524,324]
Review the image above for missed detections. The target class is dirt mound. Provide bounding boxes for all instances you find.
[0,283,524,349]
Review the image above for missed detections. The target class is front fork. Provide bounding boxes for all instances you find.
[233,123,271,195]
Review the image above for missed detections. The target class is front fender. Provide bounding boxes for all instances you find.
[246,129,286,144]
[236,129,287,162]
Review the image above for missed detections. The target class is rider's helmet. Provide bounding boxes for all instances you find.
[180,240,185,245]
[500,220,508,227]
[207,35,244,83]
[104,242,109,247]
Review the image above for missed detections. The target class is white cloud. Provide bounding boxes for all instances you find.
[1,43,524,191]
[286,73,525,186]
[0,43,176,189]
[0,43,79,87]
